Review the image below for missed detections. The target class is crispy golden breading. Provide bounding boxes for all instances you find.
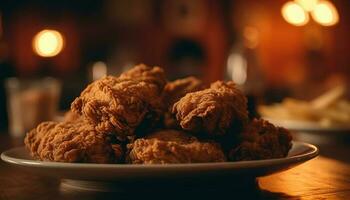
[71,65,166,138]
[127,130,226,164]
[24,121,123,163]
[229,119,292,161]
[172,81,248,136]
[162,76,204,109]
[63,110,81,122]
[119,64,167,90]
[24,64,294,165]
[162,77,204,129]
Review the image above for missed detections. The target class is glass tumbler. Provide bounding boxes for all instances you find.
[5,77,61,137]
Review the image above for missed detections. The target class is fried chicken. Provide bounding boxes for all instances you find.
[162,112,180,130]
[162,76,204,109]
[24,120,123,163]
[229,119,292,161]
[127,130,226,164]
[120,64,168,135]
[63,110,81,122]
[172,81,248,136]
[24,63,295,165]
[119,64,167,90]
[162,76,205,129]
[71,65,166,139]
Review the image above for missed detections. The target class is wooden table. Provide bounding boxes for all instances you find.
[1,132,350,200]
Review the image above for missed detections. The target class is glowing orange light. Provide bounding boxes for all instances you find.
[281,1,309,26]
[243,26,259,49]
[33,29,64,57]
[295,0,319,11]
[311,1,339,26]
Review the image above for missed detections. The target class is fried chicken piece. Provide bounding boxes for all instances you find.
[162,76,204,109]
[63,110,81,122]
[162,77,204,129]
[120,64,167,135]
[119,64,167,90]
[71,65,166,139]
[229,119,292,161]
[24,120,123,163]
[172,81,248,136]
[127,130,226,164]
[163,112,180,129]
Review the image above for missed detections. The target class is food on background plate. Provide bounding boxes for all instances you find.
[24,64,292,164]
[24,120,123,163]
[127,130,226,164]
[259,85,350,127]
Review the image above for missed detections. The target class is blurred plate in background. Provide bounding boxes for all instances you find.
[265,118,350,132]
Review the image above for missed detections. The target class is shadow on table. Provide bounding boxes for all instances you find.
[0,152,300,200]
[58,178,300,200]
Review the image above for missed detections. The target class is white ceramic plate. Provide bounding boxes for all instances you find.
[265,118,350,132]
[1,141,318,182]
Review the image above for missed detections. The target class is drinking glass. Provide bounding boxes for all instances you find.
[5,77,61,137]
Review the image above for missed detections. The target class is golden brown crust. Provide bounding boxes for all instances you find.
[24,121,123,163]
[172,81,248,136]
[229,119,293,161]
[162,76,204,109]
[119,64,167,91]
[25,64,293,165]
[71,65,166,138]
[127,130,226,164]
[162,77,204,129]
[63,110,81,122]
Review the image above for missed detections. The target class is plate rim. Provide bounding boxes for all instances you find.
[263,117,350,132]
[1,141,319,169]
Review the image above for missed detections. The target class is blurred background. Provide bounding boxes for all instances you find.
[0,0,349,134]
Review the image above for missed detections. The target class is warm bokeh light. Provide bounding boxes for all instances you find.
[281,1,309,26]
[311,1,339,26]
[243,26,259,49]
[227,53,247,85]
[92,61,107,81]
[33,29,64,57]
[295,0,319,11]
